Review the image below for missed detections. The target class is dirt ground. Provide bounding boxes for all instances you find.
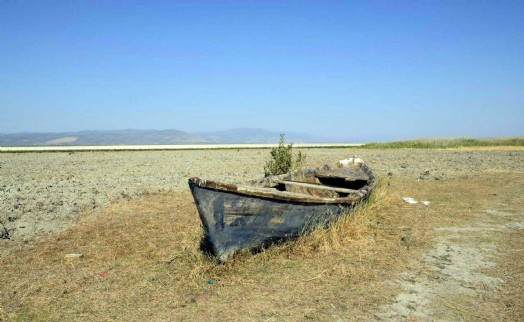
[2,148,521,242]
[0,148,523,321]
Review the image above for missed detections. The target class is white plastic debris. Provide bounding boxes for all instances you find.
[403,197,430,205]
[65,253,84,261]
[403,197,418,205]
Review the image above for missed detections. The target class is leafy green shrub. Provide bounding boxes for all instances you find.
[264,134,307,177]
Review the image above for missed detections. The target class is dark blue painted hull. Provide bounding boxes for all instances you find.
[189,182,350,260]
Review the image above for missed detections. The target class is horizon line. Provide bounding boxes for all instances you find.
[0,143,365,153]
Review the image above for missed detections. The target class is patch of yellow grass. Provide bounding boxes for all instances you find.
[3,173,519,320]
[1,179,410,320]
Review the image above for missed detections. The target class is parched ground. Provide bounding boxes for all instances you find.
[0,148,523,321]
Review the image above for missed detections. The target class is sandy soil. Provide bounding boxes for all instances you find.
[1,148,523,320]
[376,206,523,319]
[1,148,522,243]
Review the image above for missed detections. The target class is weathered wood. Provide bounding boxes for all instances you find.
[236,184,341,202]
[247,167,321,188]
[286,171,321,184]
[189,183,350,261]
[197,179,362,204]
[234,182,357,203]
[277,181,337,198]
[187,163,377,261]
[315,168,369,181]
[275,180,361,194]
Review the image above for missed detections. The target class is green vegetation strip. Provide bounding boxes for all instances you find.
[361,137,524,149]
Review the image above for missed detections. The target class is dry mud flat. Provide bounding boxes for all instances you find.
[1,148,521,242]
[1,148,523,320]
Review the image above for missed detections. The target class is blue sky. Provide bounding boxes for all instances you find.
[1,1,523,140]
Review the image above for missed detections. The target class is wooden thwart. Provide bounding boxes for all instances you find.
[315,168,369,181]
[234,184,347,202]
[187,163,376,261]
[275,180,360,194]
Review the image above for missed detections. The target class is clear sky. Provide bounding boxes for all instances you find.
[1,1,523,140]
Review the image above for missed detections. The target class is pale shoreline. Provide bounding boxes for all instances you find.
[0,142,364,153]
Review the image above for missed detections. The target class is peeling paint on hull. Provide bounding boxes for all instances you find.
[188,165,376,261]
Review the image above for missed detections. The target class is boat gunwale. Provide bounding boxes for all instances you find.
[187,163,377,261]
[188,177,367,205]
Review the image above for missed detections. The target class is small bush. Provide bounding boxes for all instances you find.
[264,134,307,177]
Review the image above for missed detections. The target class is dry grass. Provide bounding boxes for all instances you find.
[495,227,524,320]
[0,178,413,321]
[362,137,524,149]
[1,173,522,321]
[425,174,524,321]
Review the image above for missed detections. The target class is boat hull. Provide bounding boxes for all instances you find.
[188,180,353,261]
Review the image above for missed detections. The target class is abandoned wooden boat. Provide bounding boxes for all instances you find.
[188,161,376,261]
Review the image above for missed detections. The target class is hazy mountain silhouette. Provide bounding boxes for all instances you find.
[0,128,330,146]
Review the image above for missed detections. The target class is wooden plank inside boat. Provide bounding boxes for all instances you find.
[275,180,359,198]
[315,168,370,181]
[188,161,377,261]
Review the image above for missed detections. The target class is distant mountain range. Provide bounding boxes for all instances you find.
[0,128,333,146]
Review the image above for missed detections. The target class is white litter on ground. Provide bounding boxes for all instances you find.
[403,197,418,204]
[403,197,431,206]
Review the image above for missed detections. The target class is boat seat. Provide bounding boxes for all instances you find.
[315,168,369,181]
[235,184,346,201]
[275,180,360,195]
